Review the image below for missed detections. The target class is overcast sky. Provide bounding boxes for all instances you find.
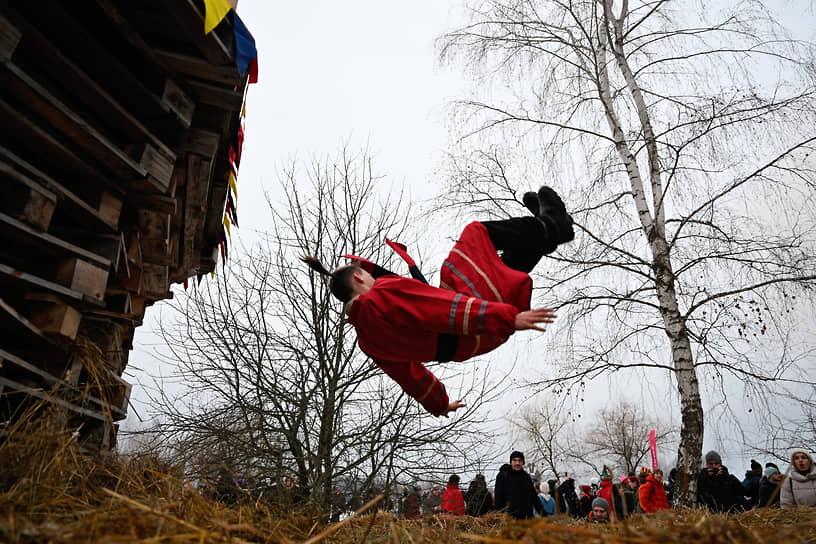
[124,1,816,482]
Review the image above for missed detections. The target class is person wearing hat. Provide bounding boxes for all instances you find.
[494,451,545,519]
[758,462,784,508]
[639,468,670,513]
[742,459,763,509]
[422,485,443,515]
[780,448,816,508]
[588,497,610,523]
[441,474,465,516]
[596,466,616,519]
[464,474,494,516]
[696,450,746,512]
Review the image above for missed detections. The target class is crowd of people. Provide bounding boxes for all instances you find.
[398,448,816,522]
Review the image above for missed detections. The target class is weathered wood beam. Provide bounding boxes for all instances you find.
[0,147,118,233]
[11,0,194,129]
[154,48,242,86]
[1,165,57,231]
[54,258,109,303]
[1,10,177,164]
[0,263,103,307]
[163,0,234,66]
[0,212,110,270]
[187,79,244,111]
[23,293,82,341]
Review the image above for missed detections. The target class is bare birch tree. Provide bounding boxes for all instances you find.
[131,148,499,513]
[439,0,816,505]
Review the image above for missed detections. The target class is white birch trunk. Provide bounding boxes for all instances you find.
[598,0,704,506]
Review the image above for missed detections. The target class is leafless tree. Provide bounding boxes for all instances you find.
[512,398,575,478]
[130,148,501,513]
[574,400,676,477]
[439,0,816,505]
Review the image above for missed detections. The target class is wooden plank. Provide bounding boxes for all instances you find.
[128,193,177,215]
[161,78,195,129]
[13,0,192,129]
[80,317,126,375]
[4,8,177,163]
[0,61,154,184]
[98,192,123,227]
[0,166,57,230]
[153,48,241,86]
[0,212,110,269]
[0,263,100,306]
[0,146,117,233]
[50,229,129,279]
[23,294,82,341]
[0,297,51,348]
[0,376,112,422]
[0,11,21,62]
[54,258,109,302]
[130,143,175,189]
[180,154,212,276]
[164,0,234,66]
[142,263,170,300]
[0,97,119,195]
[184,129,220,159]
[186,79,245,111]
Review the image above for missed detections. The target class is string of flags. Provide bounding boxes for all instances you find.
[188,1,258,289]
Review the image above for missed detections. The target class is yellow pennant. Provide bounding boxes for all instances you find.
[229,171,238,201]
[223,213,232,239]
[203,0,233,34]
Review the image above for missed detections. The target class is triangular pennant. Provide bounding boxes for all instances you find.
[229,171,238,201]
[203,0,232,34]
[223,213,232,239]
[232,12,258,79]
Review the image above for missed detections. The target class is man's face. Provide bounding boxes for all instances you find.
[793,453,812,472]
[592,506,608,521]
[654,471,663,482]
[432,488,440,496]
[706,459,722,472]
[511,457,524,471]
[627,478,638,489]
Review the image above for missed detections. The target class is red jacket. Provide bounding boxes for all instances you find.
[598,480,615,513]
[347,222,532,415]
[638,475,670,513]
[441,483,465,515]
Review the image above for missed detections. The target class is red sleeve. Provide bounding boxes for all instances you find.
[368,277,518,337]
[376,360,449,416]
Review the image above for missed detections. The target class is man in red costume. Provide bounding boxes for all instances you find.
[302,187,574,416]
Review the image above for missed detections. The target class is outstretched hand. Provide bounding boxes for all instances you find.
[441,400,466,417]
[514,307,557,332]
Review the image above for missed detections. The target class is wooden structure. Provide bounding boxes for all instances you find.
[0,0,252,449]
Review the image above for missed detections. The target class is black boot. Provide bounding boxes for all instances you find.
[537,186,567,217]
[522,191,540,216]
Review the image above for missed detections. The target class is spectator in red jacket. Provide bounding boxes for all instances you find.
[301,187,574,417]
[597,467,616,519]
[639,468,670,513]
[441,474,466,516]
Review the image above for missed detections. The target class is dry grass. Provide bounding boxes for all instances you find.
[1,412,814,543]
